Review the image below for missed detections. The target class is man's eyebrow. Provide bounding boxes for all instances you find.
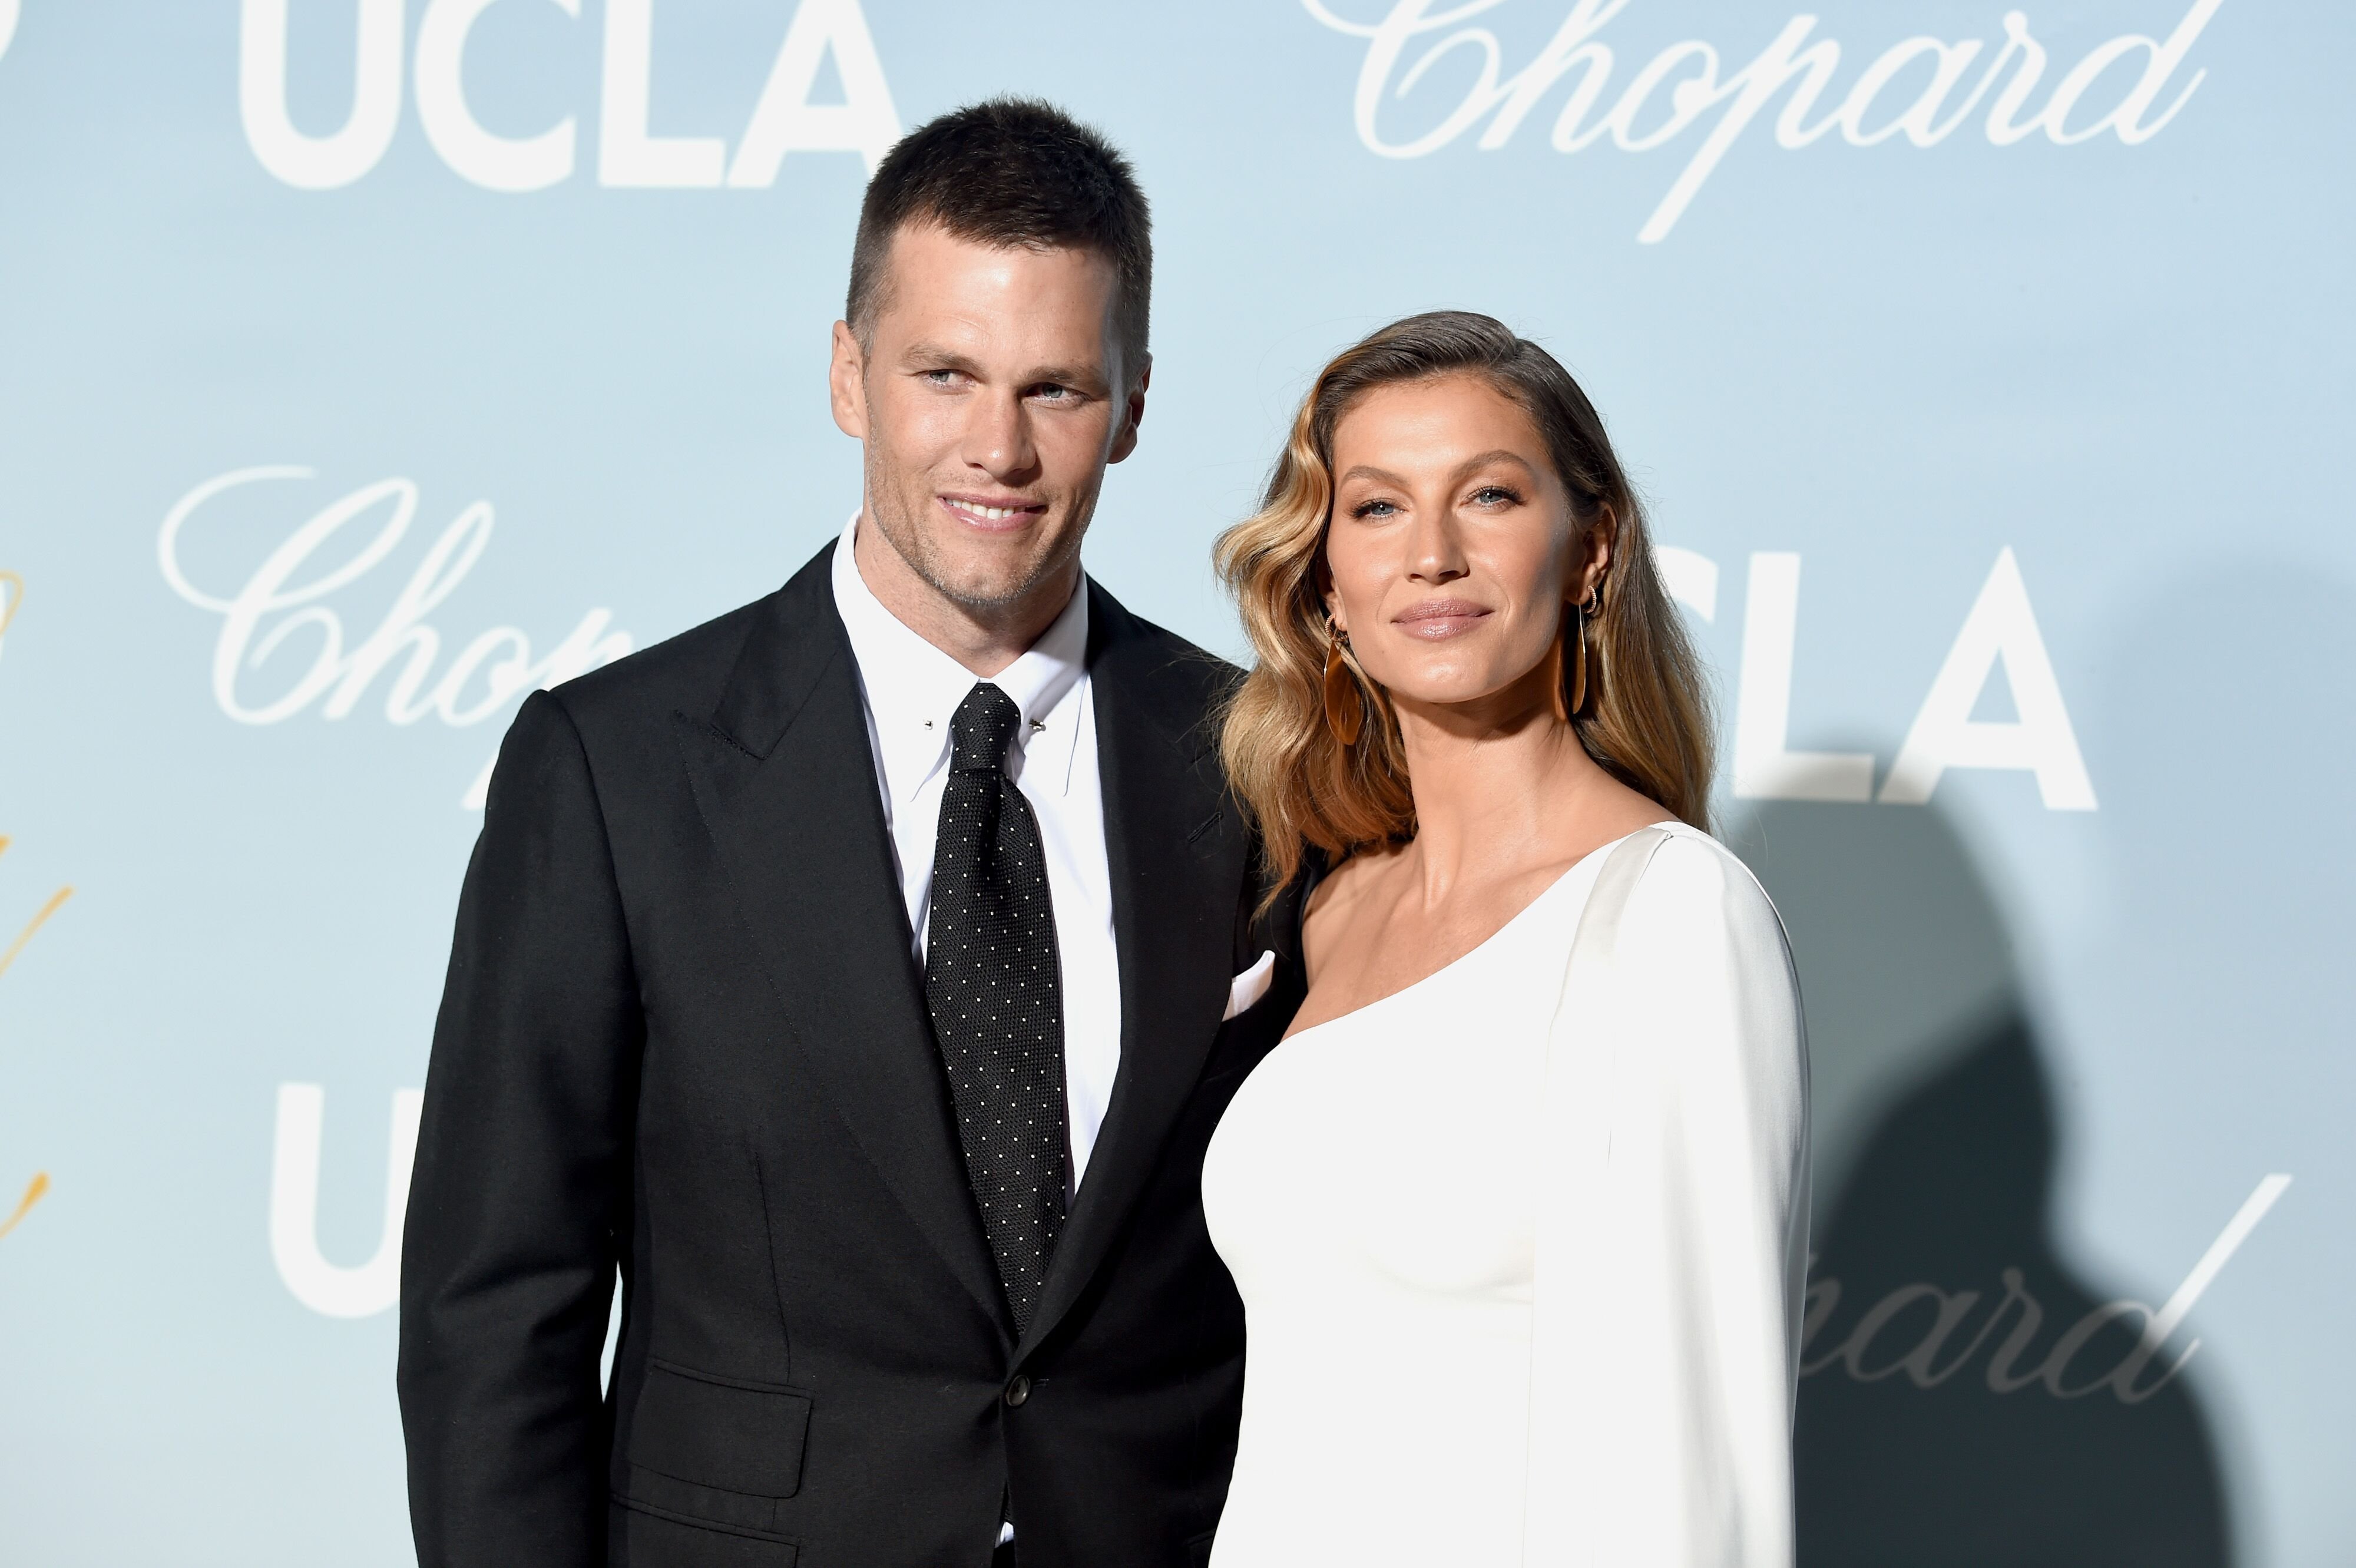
[896,345,1108,392]
[1024,362,1109,392]
[898,341,983,372]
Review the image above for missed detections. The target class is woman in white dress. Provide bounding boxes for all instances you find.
[1203,312,1809,1567]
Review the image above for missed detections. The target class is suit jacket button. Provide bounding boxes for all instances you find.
[1004,1375,1032,1408]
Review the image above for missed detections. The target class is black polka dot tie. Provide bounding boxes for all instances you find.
[925,682,1067,1337]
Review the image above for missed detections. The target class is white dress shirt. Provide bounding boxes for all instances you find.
[830,516,1124,1191]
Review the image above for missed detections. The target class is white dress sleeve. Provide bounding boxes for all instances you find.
[1524,830,1811,1566]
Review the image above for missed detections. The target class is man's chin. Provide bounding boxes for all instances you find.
[911,535,1082,613]
[926,565,1072,615]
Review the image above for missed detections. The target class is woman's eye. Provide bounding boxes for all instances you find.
[1351,499,1399,520]
[1470,485,1521,507]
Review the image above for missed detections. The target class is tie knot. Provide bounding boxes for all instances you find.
[948,683,1023,774]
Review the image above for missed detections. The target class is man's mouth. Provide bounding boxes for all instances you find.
[939,495,1048,528]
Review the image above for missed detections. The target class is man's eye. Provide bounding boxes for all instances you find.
[922,369,963,386]
[1031,383,1073,402]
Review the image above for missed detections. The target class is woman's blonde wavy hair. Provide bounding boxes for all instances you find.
[1216,311,1715,897]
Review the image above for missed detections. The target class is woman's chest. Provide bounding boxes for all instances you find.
[1205,987,1553,1302]
[1295,884,1551,1037]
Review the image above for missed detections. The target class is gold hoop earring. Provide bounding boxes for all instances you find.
[1323,621,1366,747]
[1545,601,1592,722]
[1580,583,1609,714]
[1567,603,1589,717]
[1544,615,1571,725]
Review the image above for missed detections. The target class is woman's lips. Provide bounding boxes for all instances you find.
[1392,600,1493,640]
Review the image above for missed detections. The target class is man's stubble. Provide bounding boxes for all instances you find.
[859,408,1099,619]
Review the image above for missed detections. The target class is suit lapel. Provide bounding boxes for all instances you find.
[1019,581,1242,1360]
[674,544,1008,1337]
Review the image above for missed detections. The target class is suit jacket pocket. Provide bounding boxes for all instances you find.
[630,1359,812,1500]
[611,1500,800,1566]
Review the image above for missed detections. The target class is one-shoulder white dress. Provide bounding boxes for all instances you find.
[1202,824,1810,1567]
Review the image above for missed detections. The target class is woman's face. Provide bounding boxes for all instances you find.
[1322,373,1601,714]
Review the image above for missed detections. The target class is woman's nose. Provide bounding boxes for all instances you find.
[1404,510,1468,584]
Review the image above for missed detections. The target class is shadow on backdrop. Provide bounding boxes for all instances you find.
[1733,800,2231,1568]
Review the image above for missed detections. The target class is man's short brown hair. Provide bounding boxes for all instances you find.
[846,98,1152,375]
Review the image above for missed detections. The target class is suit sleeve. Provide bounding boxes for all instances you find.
[1526,835,1811,1566]
[399,689,643,1568]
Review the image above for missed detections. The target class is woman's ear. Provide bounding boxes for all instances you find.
[1579,504,1618,601]
[1314,547,1345,633]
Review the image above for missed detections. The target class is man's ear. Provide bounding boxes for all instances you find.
[1108,353,1151,464]
[829,321,868,440]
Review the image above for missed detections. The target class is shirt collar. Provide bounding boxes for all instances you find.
[830,514,1090,805]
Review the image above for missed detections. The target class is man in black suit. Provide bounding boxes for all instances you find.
[398,100,1300,1568]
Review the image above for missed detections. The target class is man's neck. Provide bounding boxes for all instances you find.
[851,514,1080,679]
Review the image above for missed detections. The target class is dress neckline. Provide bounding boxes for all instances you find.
[1280,822,1677,1047]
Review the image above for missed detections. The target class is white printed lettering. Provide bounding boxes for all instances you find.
[1804,1176,2290,1403]
[417,0,581,192]
[269,1083,422,1319]
[1654,545,1718,621]
[2039,0,2222,145]
[158,467,633,807]
[728,0,901,183]
[239,0,406,190]
[1732,552,1875,803]
[1880,547,2096,811]
[598,0,724,187]
[1303,0,2228,240]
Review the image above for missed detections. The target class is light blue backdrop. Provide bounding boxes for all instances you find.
[1,2,2347,1563]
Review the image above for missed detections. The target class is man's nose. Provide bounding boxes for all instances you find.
[963,389,1040,483]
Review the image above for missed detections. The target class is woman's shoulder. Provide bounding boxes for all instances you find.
[1613,822,1788,951]
[1299,840,1393,927]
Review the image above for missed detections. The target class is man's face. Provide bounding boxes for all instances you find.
[830,223,1147,618]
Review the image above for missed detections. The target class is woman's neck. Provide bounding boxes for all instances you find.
[1387,683,1659,908]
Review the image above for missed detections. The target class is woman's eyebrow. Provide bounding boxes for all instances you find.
[1454,449,1539,477]
[1338,451,1538,488]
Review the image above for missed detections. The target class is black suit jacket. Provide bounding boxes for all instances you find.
[398,544,1304,1568]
